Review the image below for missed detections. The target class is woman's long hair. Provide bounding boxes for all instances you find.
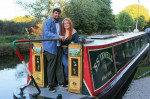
[61,18,73,40]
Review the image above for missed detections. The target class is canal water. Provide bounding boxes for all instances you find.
[0,54,29,99]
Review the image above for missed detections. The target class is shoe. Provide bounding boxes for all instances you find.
[59,83,67,88]
[65,80,68,85]
[48,85,56,93]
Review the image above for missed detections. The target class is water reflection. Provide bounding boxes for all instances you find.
[15,64,28,81]
[0,54,29,99]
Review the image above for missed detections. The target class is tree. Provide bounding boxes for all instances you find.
[16,0,52,20]
[122,4,149,22]
[2,21,23,35]
[101,0,111,7]
[16,0,67,20]
[0,20,3,30]
[63,0,114,34]
[0,19,38,35]
[0,20,4,35]
[116,12,134,32]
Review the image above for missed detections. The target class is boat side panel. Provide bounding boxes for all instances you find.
[82,45,117,96]
[88,47,116,91]
[97,43,149,98]
[27,44,33,85]
[82,46,94,96]
[83,33,148,96]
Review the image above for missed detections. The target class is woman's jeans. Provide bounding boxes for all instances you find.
[62,48,68,79]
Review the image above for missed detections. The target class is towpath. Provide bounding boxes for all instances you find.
[123,76,150,99]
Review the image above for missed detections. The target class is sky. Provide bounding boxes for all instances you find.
[0,0,150,20]
[111,0,150,15]
[0,0,29,20]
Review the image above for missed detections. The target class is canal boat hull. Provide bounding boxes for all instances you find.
[81,32,149,98]
[96,43,149,98]
[13,32,149,99]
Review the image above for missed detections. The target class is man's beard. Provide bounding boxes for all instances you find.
[54,18,59,22]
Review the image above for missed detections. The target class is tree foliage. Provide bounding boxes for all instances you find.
[145,19,150,29]
[137,15,145,30]
[0,21,24,35]
[116,12,134,32]
[12,15,37,23]
[101,0,111,7]
[0,16,38,36]
[31,22,43,35]
[16,0,66,20]
[0,20,3,30]
[63,0,114,34]
[122,4,149,22]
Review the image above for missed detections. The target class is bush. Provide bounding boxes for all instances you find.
[137,15,146,31]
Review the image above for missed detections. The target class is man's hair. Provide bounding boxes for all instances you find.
[53,8,61,14]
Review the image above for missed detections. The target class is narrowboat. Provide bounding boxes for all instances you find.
[13,32,149,99]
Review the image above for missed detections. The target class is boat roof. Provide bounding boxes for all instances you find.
[84,32,146,46]
[87,35,117,39]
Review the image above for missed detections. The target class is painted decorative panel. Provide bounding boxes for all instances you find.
[35,56,41,71]
[71,58,78,76]
[69,49,80,57]
[33,47,42,54]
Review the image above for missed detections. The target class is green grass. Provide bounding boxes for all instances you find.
[0,35,27,50]
[134,54,150,80]
[0,34,42,44]
[0,35,28,43]
[0,35,31,55]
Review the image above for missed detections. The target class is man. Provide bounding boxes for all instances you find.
[42,8,66,92]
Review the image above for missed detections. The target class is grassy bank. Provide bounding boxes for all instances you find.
[134,53,150,80]
[0,35,30,56]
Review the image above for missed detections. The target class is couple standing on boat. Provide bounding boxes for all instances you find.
[42,8,79,92]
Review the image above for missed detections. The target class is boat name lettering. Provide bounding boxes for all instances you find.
[102,71,112,81]
[93,52,113,72]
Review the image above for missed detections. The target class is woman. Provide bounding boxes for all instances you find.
[61,18,79,82]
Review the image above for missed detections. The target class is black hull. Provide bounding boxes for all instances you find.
[96,45,149,99]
